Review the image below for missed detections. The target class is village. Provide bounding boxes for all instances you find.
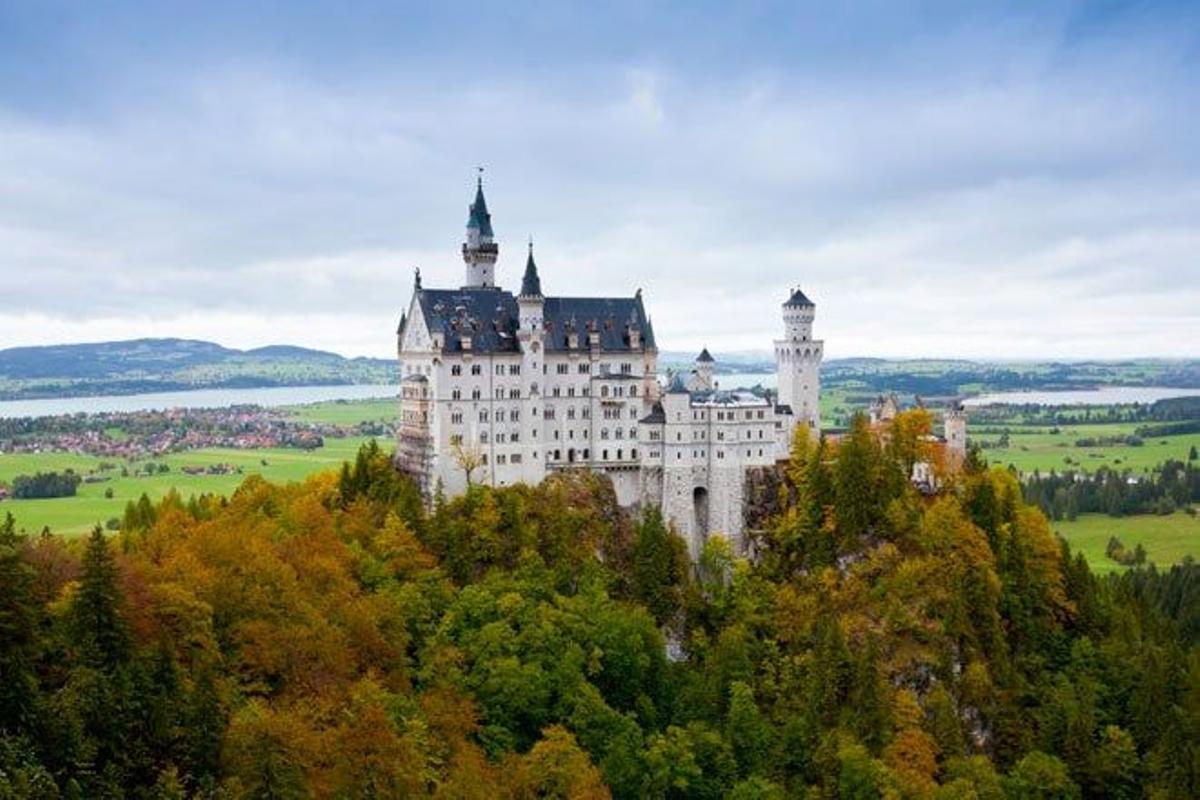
[0,405,391,460]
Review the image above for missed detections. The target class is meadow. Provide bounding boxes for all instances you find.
[1053,511,1199,575]
[0,397,395,536]
[980,422,1200,475]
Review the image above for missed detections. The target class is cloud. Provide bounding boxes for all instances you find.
[0,2,1196,358]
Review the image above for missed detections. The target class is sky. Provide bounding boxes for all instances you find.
[0,1,1197,360]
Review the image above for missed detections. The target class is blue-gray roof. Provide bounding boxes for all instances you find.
[696,347,714,363]
[415,288,655,354]
[466,180,494,238]
[520,246,542,297]
[784,288,814,308]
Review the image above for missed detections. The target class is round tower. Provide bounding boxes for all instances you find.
[944,402,968,463]
[774,287,823,432]
[463,173,499,288]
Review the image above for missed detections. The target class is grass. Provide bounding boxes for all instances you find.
[285,398,396,426]
[1053,511,1199,575]
[981,425,1200,476]
[0,436,374,537]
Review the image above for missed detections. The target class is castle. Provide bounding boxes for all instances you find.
[395,178,961,556]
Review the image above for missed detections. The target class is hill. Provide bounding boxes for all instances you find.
[0,338,394,400]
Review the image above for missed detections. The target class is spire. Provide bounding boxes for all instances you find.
[520,238,542,298]
[696,347,715,363]
[466,170,494,238]
[413,266,422,290]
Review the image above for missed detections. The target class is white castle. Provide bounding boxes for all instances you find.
[395,178,822,556]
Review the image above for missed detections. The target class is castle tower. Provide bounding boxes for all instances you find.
[774,287,823,431]
[691,348,715,392]
[944,402,967,463]
[517,241,547,484]
[463,174,499,288]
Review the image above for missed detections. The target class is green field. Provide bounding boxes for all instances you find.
[0,398,398,537]
[0,436,375,537]
[980,424,1200,476]
[286,397,396,426]
[1053,511,1199,575]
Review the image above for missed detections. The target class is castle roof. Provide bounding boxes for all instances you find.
[666,373,689,394]
[640,402,666,424]
[520,243,542,297]
[784,288,814,308]
[415,287,655,355]
[466,178,494,238]
[696,347,715,363]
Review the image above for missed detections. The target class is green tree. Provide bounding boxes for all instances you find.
[631,509,688,625]
[0,514,39,734]
[69,527,130,671]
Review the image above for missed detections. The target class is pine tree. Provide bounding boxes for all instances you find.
[70,527,130,671]
[0,514,39,734]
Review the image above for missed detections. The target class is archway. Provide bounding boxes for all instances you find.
[693,486,709,539]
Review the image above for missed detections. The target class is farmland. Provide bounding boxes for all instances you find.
[1053,511,1199,575]
[0,397,395,536]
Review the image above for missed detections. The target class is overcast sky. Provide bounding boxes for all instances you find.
[0,1,1197,360]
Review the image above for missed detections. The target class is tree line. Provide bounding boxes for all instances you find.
[0,425,1196,798]
[1023,458,1199,520]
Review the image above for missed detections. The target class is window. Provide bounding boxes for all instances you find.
[496,433,506,443]
[495,388,504,399]
[495,410,505,422]
[567,407,576,420]
[511,410,520,422]
[603,449,609,460]
[615,428,624,440]
[511,454,522,464]
[451,412,463,424]
[600,363,611,376]
[479,432,488,443]
[509,389,520,399]
[471,388,481,400]
[545,408,556,420]
[557,364,569,374]
[451,365,462,376]
[471,364,482,376]
[631,449,637,459]
[511,432,520,442]
[568,387,576,397]
[553,387,561,397]
[601,386,609,398]
[578,363,590,374]
[479,410,489,422]
[495,364,504,376]
[452,389,462,400]
[629,428,637,439]
[630,386,638,397]
[509,364,520,375]
[601,428,609,440]
[497,454,506,464]
[450,434,463,445]
[620,362,632,374]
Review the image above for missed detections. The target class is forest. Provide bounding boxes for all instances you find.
[1023,459,1199,520]
[0,414,1197,799]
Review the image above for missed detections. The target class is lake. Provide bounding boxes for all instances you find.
[963,386,1200,407]
[0,384,399,419]
[0,371,777,419]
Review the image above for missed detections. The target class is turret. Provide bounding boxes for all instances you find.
[944,402,968,463]
[463,173,499,288]
[517,240,544,333]
[690,348,715,392]
[774,286,823,432]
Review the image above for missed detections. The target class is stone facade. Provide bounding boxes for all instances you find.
[396,178,822,556]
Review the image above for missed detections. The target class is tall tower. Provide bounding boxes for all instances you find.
[944,402,968,464]
[463,174,499,288]
[517,241,547,484]
[774,287,823,431]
